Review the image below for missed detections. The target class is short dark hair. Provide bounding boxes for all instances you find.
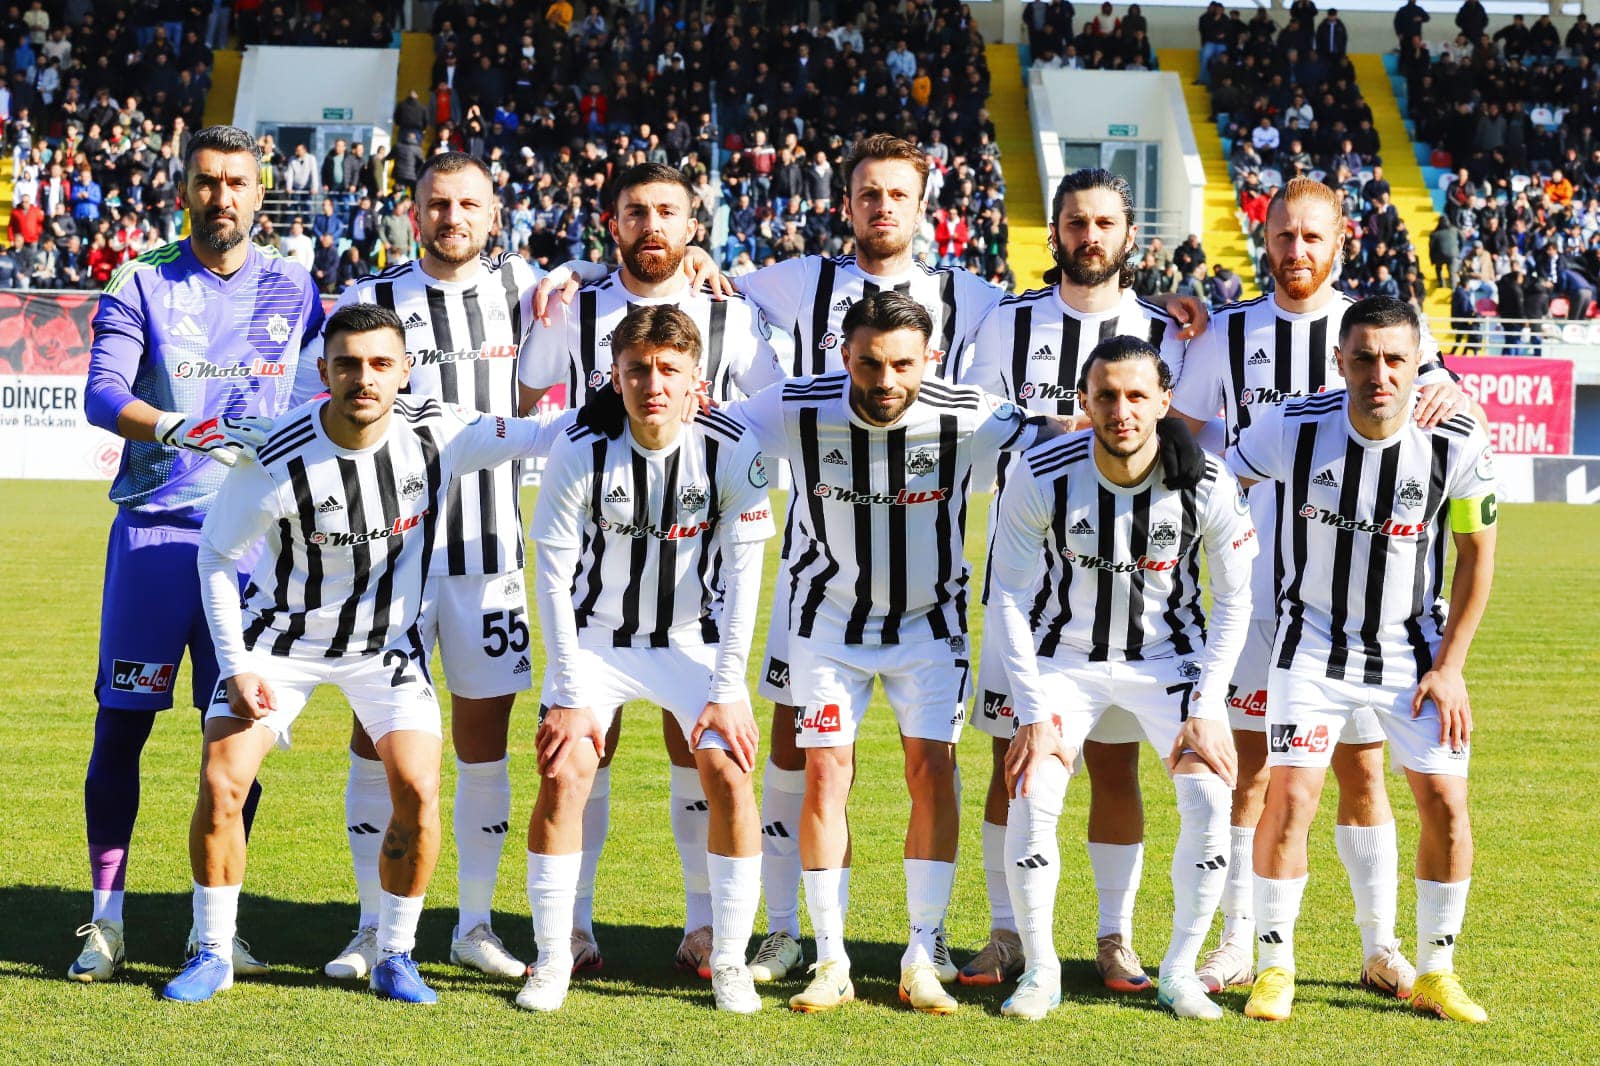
[1076,334,1175,393]
[610,303,702,367]
[1047,168,1137,288]
[1338,295,1420,346]
[606,161,695,211]
[416,150,493,190]
[183,124,260,171]
[841,290,932,343]
[322,303,406,351]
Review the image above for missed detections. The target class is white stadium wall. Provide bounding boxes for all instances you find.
[232,46,400,138]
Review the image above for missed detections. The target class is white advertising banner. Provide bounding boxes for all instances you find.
[0,374,123,480]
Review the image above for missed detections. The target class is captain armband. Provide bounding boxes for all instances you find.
[1448,495,1497,533]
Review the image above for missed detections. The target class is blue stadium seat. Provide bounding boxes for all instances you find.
[1017,44,1031,71]
[1221,136,1233,156]
[1382,53,1399,75]
[1430,189,1447,213]
[1414,143,1432,167]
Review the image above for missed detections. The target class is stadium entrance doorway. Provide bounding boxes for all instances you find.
[1060,140,1178,242]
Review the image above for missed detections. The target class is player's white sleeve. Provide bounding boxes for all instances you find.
[721,433,778,543]
[728,304,788,395]
[534,542,586,708]
[1154,312,1188,385]
[1225,404,1290,486]
[1192,469,1258,719]
[441,404,567,475]
[1169,322,1225,423]
[982,463,1055,727]
[289,285,362,406]
[732,256,809,330]
[526,432,590,551]
[518,295,575,391]
[719,381,790,462]
[197,460,284,679]
[1445,426,1498,503]
[951,269,1006,353]
[707,538,764,704]
[953,311,1009,397]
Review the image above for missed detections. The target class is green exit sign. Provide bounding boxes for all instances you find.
[322,107,354,121]
[1107,123,1138,137]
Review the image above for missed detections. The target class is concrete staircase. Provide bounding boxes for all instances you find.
[985,44,1054,287]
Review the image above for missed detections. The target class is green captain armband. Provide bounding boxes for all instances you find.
[1449,495,1497,533]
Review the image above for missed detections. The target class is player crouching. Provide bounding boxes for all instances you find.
[985,337,1257,1021]
[162,305,564,1004]
[517,305,775,1014]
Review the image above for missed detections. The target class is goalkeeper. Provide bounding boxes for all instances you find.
[71,125,325,984]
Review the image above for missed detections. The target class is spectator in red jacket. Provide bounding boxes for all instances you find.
[934,208,969,266]
[8,193,44,246]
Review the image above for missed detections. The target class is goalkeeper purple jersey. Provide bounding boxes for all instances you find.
[84,239,324,526]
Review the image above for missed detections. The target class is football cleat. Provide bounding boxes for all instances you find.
[789,959,854,1013]
[370,951,437,1004]
[68,920,124,983]
[712,963,763,1014]
[1158,973,1223,1020]
[674,924,714,980]
[1244,966,1295,1021]
[449,922,525,978]
[899,961,958,1014]
[325,926,379,980]
[516,959,573,1012]
[958,928,1024,986]
[748,930,803,983]
[1411,971,1488,1024]
[1360,943,1417,999]
[932,928,958,983]
[570,928,603,974]
[1196,932,1255,992]
[1000,965,1061,1021]
[187,925,269,977]
[1095,933,1152,992]
[161,950,234,1003]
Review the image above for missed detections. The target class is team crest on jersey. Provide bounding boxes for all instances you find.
[1397,478,1425,508]
[161,278,206,314]
[679,484,709,513]
[1476,450,1495,481]
[487,304,508,322]
[906,447,938,475]
[400,473,426,500]
[1150,520,1178,550]
[265,313,292,344]
[1235,489,1250,514]
[1178,660,1202,680]
[748,455,769,488]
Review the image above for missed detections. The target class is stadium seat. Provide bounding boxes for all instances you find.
[1475,298,1499,317]
[1414,144,1432,167]
[1530,106,1556,128]
[1430,190,1447,213]
[1550,296,1571,319]
[1586,323,1600,345]
[1382,53,1399,75]
[1439,172,1457,190]
[1431,148,1453,169]
[1563,323,1587,343]
[1510,174,1532,193]
[1308,168,1325,183]
[1260,167,1283,188]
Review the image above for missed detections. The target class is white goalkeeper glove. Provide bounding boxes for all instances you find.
[154,412,274,467]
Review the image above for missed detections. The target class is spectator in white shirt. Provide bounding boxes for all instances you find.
[1251,117,1281,155]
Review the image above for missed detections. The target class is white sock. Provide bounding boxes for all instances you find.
[1221,825,1256,942]
[1253,874,1308,974]
[1416,878,1470,975]
[982,820,1015,932]
[575,766,610,937]
[760,762,805,938]
[901,858,956,968]
[1335,821,1399,958]
[527,851,581,969]
[1162,774,1231,980]
[670,765,712,933]
[345,752,390,929]
[1005,756,1069,973]
[454,756,511,932]
[838,865,852,923]
[708,853,761,969]
[192,881,240,953]
[802,868,848,966]
[92,889,124,925]
[1088,841,1144,940]
[378,890,424,957]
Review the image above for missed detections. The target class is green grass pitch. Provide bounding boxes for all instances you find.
[1,480,1596,1063]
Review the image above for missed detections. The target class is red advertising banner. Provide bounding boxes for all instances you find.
[1453,356,1575,455]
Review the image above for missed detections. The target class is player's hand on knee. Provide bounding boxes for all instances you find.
[1005,722,1073,798]
[155,412,275,467]
[691,701,759,774]
[1415,667,1472,751]
[681,245,732,299]
[537,706,604,778]
[1413,380,1469,427]
[225,673,276,720]
[1170,716,1237,787]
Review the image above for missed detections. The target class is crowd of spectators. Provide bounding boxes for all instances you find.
[1024,2,1158,73]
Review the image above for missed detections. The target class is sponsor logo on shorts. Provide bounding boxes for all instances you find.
[1296,505,1427,537]
[1228,686,1268,717]
[1269,722,1330,754]
[1178,660,1202,680]
[513,655,530,675]
[110,659,175,694]
[765,658,790,689]
[311,512,425,546]
[814,483,948,505]
[801,703,842,733]
[982,689,1012,721]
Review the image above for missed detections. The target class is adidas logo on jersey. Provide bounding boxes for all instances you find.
[317,495,343,513]
[513,656,530,675]
[605,485,630,503]
[1031,344,1053,359]
[172,316,206,339]
[1247,347,1271,365]
[832,297,853,311]
[402,312,426,330]
[1311,469,1340,488]
[822,448,848,465]
[1068,517,1094,535]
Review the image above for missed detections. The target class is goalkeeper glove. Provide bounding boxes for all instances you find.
[154,412,274,467]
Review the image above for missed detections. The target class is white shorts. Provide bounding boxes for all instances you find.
[417,569,534,699]
[756,574,794,705]
[790,634,971,749]
[1010,651,1206,757]
[537,643,732,753]
[973,634,1143,743]
[1266,666,1470,777]
[206,630,442,750]
[1229,619,1383,745]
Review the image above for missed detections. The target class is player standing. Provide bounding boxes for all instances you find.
[518,162,783,976]
[986,336,1256,1021]
[74,125,323,981]
[292,152,545,982]
[1171,178,1470,996]
[517,306,774,1013]
[1227,296,1495,1024]
[161,304,564,1004]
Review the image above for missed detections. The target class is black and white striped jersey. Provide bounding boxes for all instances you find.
[292,251,544,578]
[528,409,776,647]
[202,398,560,663]
[1170,291,1451,618]
[989,430,1257,663]
[954,285,1186,415]
[731,371,1031,646]
[1227,393,1495,686]
[518,273,785,405]
[735,254,1004,379]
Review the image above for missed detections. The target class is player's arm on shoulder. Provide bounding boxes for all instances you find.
[1414,330,1481,429]
[952,311,1007,395]
[1167,321,1223,431]
[1223,403,1289,488]
[517,297,571,412]
[729,254,807,327]
[716,379,790,462]
[731,304,788,394]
